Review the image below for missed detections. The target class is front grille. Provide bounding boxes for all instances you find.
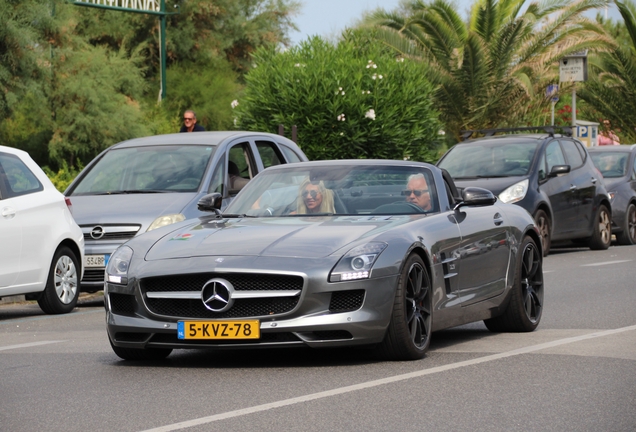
[81,224,140,241]
[142,273,303,293]
[109,293,136,316]
[329,290,365,313]
[149,332,301,345]
[83,268,105,283]
[145,297,299,319]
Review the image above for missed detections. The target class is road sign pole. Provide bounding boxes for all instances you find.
[160,0,167,101]
[551,102,555,126]
[572,85,577,128]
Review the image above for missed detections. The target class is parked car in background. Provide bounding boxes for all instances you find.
[105,160,543,361]
[64,132,308,292]
[437,127,612,255]
[589,145,636,245]
[0,145,84,314]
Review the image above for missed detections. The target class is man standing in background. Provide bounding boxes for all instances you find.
[180,110,205,132]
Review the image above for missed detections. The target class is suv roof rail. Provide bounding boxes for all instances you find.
[460,125,573,140]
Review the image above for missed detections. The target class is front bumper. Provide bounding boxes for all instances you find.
[105,272,399,351]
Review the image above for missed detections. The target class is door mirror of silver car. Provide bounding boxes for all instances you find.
[197,193,223,212]
[548,164,571,177]
[454,187,497,210]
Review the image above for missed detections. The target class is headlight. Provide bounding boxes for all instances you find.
[329,242,387,282]
[498,179,529,204]
[147,213,186,231]
[106,246,133,284]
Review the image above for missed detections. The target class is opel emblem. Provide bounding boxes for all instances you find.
[201,278,234,312]
[90,226,105,240]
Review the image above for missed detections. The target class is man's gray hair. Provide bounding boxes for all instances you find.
[407,173,426,183]
[184,109,197,119]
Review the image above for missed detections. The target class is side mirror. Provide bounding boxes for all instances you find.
[454,187,497,210]
[548,164,571,177]
[197,193,222,212]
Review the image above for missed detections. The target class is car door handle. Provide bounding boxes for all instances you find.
[570,184,577,190]
[494,213,503,226]
[591,177,597,184]
[1,206,16,219]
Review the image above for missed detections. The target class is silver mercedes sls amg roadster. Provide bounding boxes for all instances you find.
[105,160,544,361]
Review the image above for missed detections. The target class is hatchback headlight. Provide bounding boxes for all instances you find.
[106,246,133,284]
[329,242,387,282]
[498,179,529,204]
[147,213,186,231]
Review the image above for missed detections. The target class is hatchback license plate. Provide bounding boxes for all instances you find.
[177,320,260,339]
[84,254,109,268]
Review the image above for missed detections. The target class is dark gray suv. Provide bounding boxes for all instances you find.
[65,131,308,292]
[437,127,612,255]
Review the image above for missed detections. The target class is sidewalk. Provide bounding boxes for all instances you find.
[0,292,103,306]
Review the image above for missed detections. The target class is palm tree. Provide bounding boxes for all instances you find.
[364,0,613,141]
[579,0,636,143]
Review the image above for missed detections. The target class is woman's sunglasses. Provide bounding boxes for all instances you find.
[302,190,320,199]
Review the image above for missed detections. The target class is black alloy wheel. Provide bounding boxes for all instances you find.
[484,236,544,332]
[378,254,432,360]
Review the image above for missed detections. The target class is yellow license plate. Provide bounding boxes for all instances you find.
[177,320,260,340]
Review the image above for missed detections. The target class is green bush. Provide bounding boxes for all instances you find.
[234,31,443,162]
[43,162,83,193]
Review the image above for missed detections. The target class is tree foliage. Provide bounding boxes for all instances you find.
[0,0,299,170]
[363,0,614,141]
[234,32,443,162]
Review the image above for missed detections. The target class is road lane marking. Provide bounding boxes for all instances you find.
[0,340,66,352]
[581,260,632,267]
[140,324,636,432]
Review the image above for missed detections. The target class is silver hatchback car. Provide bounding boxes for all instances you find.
[65,131,308,292]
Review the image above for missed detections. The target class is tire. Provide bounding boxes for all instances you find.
[484,236,543,332]
[616,203,636,245]
[109,338,172,361]
[533,210,551,257]
[588,204,612,250]
[377,254,432,360]
[37,246,80,314]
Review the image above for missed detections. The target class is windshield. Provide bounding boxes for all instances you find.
[439,141,538,178]
[225,164,438,216]
[70,145,215,195]
[590,152,629,178]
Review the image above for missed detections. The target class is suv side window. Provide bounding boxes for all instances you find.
[560,140,584,169]
[255,141,284,169]
[0,152,43,199]
[227,142,257,195]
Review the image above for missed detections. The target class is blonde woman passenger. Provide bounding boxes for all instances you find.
[293,178,335,214]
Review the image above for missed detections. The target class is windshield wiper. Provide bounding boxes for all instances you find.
[93,190,168,195]
[219,213,256,218]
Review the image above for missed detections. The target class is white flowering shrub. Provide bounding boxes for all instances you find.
[234,31,443,162]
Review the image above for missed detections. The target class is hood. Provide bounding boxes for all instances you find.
[68,193,197,228]
[144,215,414,260]
[602,177,625,191]
[453,176,527,196]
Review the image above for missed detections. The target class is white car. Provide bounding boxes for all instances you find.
[0,145,84,314]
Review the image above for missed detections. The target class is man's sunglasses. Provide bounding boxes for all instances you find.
[302,190,320,199]
[183,117,194,121]
[401,189,429,197]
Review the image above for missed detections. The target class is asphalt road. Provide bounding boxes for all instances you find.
[1,245,635,432]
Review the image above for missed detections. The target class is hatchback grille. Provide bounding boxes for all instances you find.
[81,225,140,241]
[83,268,105,283]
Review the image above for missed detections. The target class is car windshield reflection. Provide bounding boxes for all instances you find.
[225,163,439,216]
[69,145,215,195]
[590,152,629,178]
[439,141,538,178]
